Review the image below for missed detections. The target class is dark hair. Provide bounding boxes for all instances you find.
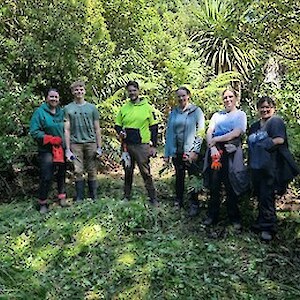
[256,96,276,109]
[45,88,59,98]
[176,86,191,96]
[126,80,139,90]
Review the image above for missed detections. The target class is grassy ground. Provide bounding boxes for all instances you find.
[0,159,299,299]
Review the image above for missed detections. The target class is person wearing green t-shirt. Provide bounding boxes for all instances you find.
[115,81,159,206]
[64,80,102,202]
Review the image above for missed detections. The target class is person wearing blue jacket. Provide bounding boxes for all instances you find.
[30,89,66,213]
[164,87,205,216]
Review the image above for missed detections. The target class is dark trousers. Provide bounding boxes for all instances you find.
[172,155,202,205]
[208,153,240,223]
[251,169,276,232]
[38,152,66,201]
[124,144,157,200]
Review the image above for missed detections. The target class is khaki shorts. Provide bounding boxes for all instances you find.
[71,143,97,181]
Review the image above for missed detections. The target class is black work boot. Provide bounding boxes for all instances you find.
[174,198,183,209]
[149,198,159,207]
[88,180,98,200]
[75,180,85,202]
[188,203,200,217]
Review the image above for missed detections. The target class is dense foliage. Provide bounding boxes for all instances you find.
[0,1,299,194]
[0,1,299,298]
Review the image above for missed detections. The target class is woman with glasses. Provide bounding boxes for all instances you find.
[203,88,247,228]
[164,87,205,216]
[248,96,299,241]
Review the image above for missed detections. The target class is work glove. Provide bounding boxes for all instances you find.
[52,145,65,163]
[43,135,62,146]
[65,149,76,161]
[211,149,223,170]
[121,151,131,168]
[121,143,131,168]
[96,147,103,159]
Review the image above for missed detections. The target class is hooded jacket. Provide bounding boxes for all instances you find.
[30,103,64,152]
[164,104,205,157]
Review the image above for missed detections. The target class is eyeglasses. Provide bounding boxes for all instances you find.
[223,95,234,100]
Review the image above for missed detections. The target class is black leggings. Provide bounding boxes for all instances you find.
[38,152,66,200]
[172,154,202,205]
[208,153,240,223]
[251,169,276,232]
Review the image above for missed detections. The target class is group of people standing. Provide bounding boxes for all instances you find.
[30,80,299,241]
[30,81,101,214]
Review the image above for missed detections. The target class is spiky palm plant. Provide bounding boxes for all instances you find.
[190,0,258,79]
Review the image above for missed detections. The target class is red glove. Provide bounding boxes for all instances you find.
[211,149,223,170]
[43,135,62,146]
[52,145,65,163]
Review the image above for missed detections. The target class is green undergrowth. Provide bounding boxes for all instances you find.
[0,176,299,299]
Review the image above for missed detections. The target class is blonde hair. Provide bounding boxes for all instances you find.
[222,87,239,98]
[70,80,85,90]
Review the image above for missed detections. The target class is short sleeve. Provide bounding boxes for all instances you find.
[64,106,70,122]
[93,105,100,121]
[267,116,286,139]
[208,112,218,129]
[115,108,123,127]
[235,111,247,133]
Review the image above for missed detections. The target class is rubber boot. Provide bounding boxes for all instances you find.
[38,199,49,214]
[188,193,200,217]
[58,193,68,207]
[88,180,98,200]
[188,203,200,217]
[75,180,85,202]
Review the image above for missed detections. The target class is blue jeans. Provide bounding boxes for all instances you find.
[38,151,66,201]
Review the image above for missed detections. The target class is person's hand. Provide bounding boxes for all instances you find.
[211,148,223,170]
[163,157,170,163]
[65,149,75,161]
[149,146,157,158]
[119,130,127,140]
[189,151,198,162]
[43,135,62,146]
[96,147,103,159]
[208,138,214,148]
[210,146,220,158]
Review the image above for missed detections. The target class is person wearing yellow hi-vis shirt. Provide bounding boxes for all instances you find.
[115,81,159,206]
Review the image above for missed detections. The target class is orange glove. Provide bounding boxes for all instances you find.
[52,145,65,163]
[43,135,62,146]
[211,149,223,170]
